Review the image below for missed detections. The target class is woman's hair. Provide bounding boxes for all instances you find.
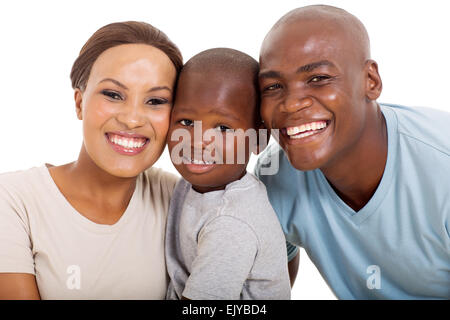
[70,21,183,91]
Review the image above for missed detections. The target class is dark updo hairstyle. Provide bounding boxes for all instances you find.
[70,21,183,91]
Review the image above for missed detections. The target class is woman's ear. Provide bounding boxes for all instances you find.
[365,60,382,101]
[74,88,83,120]
[253,122,271,155]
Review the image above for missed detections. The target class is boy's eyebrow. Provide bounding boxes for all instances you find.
[259,60,336,79]
[175,107,241,122]
[259,70,282,80]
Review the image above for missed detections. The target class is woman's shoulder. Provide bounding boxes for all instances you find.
[0,166,47,195]
[140,166,181,198]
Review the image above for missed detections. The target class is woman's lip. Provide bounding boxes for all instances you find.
[105,133,150,156]
[107,131,149,139]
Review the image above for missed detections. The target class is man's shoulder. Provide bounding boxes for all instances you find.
[382,103,450,157]
[254,142,300,182]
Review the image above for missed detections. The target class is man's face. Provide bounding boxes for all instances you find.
[259,20,368,171]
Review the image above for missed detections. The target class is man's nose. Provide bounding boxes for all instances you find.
[281,93,313,113]
[116,99,146,129]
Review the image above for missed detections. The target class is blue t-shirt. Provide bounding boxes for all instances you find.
[255,104,450,299]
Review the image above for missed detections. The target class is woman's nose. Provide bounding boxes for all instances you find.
[116,99,146,129]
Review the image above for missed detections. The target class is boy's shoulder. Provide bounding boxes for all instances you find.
[219,172,283,228]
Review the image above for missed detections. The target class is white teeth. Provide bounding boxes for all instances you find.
[109,134,146,149]
[286,121,328,137]
[290,131,316,139]
[183,156,215,165]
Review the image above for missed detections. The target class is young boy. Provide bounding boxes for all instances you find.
[165,48,291,300]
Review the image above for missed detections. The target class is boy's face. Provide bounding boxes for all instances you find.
[259,19,370,171]
[167,71,259,193]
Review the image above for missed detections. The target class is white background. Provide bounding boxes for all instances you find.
[1,0,449,300]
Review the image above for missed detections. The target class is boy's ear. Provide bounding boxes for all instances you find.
[74,88,83,120]
[253,122,270,155]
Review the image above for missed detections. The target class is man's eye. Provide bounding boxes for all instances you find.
[309,75,331,83]
[216,125,234,133]
[179,119,194,126]
[147,98,168,105]
[263,83,282,92]
[102,90,122,100]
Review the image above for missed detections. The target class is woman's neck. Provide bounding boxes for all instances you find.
[49,146,137,225]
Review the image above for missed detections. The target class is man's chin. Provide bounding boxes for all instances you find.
[285,152,325,172]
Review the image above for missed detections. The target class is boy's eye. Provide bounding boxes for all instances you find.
[263,83,282,92]
[179,119,194,127]
[102,90,122,100]
[215,125,234,133]
[147,98,168,105]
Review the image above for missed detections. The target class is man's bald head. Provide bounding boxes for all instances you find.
[262,5,371,64]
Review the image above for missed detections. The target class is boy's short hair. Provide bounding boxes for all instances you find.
[178,48,260,110]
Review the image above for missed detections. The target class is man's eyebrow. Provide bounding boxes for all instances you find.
[296,60,336,74]
[258,60,335,79]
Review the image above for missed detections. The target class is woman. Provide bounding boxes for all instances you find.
[0,21,182,299]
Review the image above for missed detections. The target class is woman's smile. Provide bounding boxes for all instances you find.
[105,131,150,156]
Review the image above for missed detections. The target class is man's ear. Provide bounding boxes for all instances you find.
[74,88,84,120]
[365,59,382,101]
[253,122,271,155]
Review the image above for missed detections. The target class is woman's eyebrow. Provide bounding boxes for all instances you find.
[147,86,172,93]
[99,78,128,89]
[98,79,172,93]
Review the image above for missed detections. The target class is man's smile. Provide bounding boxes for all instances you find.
[279,119,332,145]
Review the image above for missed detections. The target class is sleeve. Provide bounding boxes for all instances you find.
[286,241,299,262]
[182,216,258,300]
[0,184,35,274]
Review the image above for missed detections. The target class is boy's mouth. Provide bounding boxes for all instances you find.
[182,156,217,174]
[106,132,150,155]
[281,120,331,142]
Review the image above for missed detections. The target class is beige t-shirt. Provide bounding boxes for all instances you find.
[0,165,179,299]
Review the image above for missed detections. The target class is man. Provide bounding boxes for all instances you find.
[255,5,450,299]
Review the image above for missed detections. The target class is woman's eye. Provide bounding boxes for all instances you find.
[147,98,168,105]
[216,125,234,133]
[263,83,282,92]
[179,119,194,126]
[101,90,122,100]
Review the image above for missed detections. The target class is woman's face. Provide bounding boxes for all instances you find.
[75,43,177,178]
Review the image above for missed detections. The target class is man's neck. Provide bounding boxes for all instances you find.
[321,104,388,212]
